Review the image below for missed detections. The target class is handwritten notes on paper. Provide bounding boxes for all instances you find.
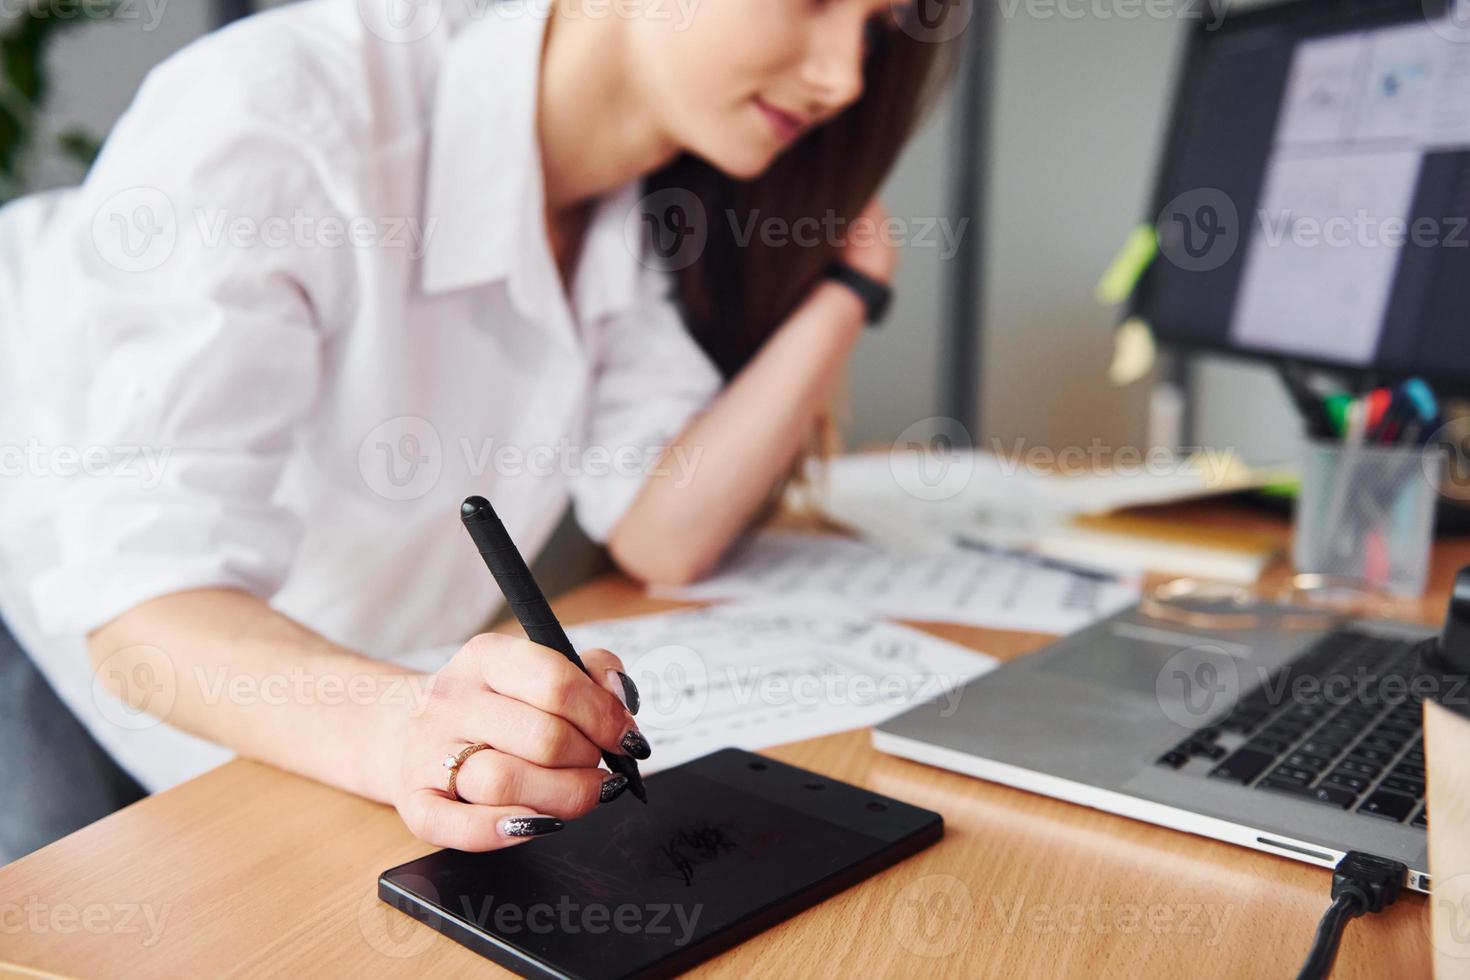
[655,531,1141,635]
[566,601,996,772]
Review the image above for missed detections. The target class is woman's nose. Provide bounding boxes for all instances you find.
[800,17,867,116]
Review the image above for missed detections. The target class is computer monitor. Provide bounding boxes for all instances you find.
[1133,0,1470,392]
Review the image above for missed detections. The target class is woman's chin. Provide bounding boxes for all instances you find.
[701,145,781,182]
[705,152,776,182]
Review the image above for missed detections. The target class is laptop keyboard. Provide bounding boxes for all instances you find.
[1155,627,1428,829]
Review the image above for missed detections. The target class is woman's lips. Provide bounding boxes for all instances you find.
[755,98,807,143]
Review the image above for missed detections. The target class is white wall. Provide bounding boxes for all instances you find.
[1193,359,1304,465]
[978,3,1182,455]
[844,93,956,446]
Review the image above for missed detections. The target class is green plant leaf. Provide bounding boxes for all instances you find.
[1,5,119,199]
[57,126,103,170]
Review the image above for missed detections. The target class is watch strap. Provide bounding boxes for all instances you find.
[823,262,893,326]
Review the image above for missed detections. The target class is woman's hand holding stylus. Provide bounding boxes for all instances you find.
[88,587,647,854]
[389,636,644,851]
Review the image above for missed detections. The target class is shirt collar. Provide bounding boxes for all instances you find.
[420,5,547,297]
[418,3,643,327]
[572,180,643,323]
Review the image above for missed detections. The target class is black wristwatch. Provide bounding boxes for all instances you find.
[824,262,893,326]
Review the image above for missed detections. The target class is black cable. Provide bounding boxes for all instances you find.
[1295,851,1408,980]
[1296,893,1362,980]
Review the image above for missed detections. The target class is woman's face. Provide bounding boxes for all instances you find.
[628,0,900,179]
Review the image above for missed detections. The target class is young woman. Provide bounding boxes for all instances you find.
[0,0,960,855]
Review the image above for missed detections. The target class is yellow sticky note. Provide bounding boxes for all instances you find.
[1108,317,1157,387]
[1095,224,1158,306]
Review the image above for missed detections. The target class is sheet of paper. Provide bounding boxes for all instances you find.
[797,450,1269,558]
[566,600,996,773]
[795,450,1068,554]
[654,531,1142,635]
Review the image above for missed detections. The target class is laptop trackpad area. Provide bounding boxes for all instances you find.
[1033,619,1259,705]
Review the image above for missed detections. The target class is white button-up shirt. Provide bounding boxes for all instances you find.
[0,0,722,792]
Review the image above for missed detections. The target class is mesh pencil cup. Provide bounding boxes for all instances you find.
[1292,440,1444,598]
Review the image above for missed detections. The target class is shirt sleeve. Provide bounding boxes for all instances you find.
[23,46,353,637]
[567,273,723,543]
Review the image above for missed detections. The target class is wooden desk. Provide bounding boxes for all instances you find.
[3,504,1465,978]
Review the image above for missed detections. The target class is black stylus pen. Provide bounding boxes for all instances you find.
[460,495,648,803]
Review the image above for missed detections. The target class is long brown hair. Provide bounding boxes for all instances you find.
[645,6,967,380]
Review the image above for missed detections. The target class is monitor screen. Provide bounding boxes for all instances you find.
[1134,0,1470,389]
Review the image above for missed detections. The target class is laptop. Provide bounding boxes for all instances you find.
[874,601,1438,891]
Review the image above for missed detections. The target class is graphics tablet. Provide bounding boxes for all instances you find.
[379,748,942,979]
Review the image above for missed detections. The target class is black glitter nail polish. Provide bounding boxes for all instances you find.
[500,815,564,838]
[599,773,630,804]
[616,671,641,715]
[620,729,652,760]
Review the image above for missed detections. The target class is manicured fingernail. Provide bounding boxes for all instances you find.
[500,815,564,838]
[607,669,640,715]
[599,773,629,804]
[620,728,652,760]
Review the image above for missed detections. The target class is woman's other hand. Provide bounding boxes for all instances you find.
[840,198,898,284]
